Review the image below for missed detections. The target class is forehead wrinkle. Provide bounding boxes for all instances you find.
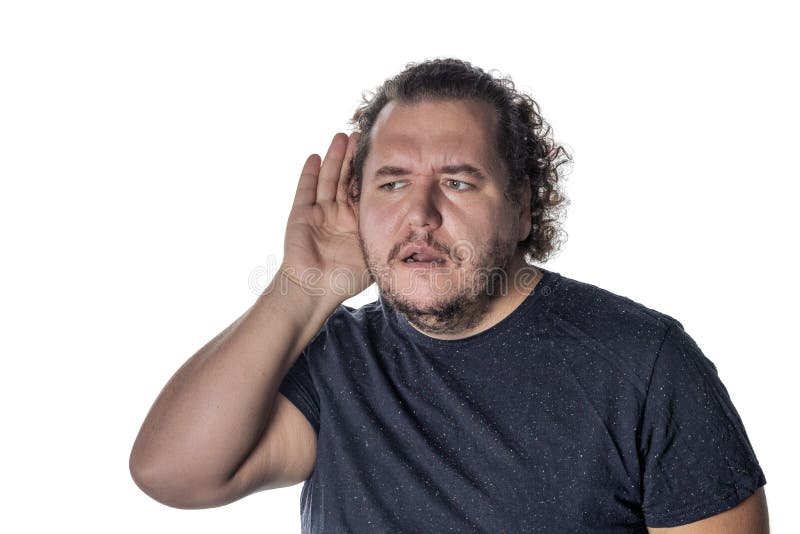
[371,135,495,178]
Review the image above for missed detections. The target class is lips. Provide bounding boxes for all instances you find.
[398,244,448,264]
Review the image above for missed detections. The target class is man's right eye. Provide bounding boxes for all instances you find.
[379,181,406,191]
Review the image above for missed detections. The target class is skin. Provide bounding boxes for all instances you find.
[355,98,542,339]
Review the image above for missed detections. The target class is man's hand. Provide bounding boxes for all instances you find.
[280,132,371,303]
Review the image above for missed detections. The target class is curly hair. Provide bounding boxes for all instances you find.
[346,57,571,264]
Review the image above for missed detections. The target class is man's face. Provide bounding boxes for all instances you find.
[355,98,531,335]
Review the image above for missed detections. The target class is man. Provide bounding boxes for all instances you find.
[130,58,768,532]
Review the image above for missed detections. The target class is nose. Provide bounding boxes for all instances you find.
[404,180,443,230]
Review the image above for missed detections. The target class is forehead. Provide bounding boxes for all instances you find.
[366,98,500,173]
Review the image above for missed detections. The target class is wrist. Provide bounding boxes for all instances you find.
[265,263,346,315]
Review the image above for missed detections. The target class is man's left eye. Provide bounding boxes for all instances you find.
[445,179,472,191]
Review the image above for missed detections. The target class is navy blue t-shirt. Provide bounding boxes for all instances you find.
[278,267,765,532]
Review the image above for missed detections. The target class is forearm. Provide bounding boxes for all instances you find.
[129,270,339,495]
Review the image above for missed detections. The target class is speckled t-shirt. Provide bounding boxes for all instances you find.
[278,267,766,532]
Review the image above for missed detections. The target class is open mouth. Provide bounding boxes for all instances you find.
[402,253,446,265]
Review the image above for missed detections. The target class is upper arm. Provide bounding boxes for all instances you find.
[220,392,317,503]
[639,322,767,525]
[647,487,769,534]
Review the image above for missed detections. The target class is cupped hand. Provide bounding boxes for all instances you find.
[280,132,372,302]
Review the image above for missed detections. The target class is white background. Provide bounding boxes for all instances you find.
[1,1,797,532]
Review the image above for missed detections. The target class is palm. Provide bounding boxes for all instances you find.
[281,133,371,299]
[285,199,362,274]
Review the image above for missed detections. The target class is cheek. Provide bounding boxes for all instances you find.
[357,207,395,252]
[360,202,403,234]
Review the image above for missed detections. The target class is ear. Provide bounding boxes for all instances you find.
[517,178,532,242]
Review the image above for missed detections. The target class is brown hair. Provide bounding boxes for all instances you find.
[347,57,571,263]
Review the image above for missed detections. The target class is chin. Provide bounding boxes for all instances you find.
[383,286,446,311]
[383,281,480,314]
[388,289,490,335]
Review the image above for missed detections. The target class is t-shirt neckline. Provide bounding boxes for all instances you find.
[379,267,560,350]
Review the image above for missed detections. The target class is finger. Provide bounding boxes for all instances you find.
[337,131,361,205]
[292,154,321,208]
[316,132,349,202]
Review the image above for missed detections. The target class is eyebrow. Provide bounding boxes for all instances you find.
[373,164,488,181]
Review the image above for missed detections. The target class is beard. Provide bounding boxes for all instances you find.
[358,229,518,336]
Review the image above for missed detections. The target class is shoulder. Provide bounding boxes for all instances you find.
[307,298,385,347]
[541,271,684,389]
[545,271,680,329]
[325,299,383,331]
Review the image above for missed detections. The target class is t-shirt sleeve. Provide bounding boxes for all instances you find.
[278,346,321,437]
[639,320,766,528]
